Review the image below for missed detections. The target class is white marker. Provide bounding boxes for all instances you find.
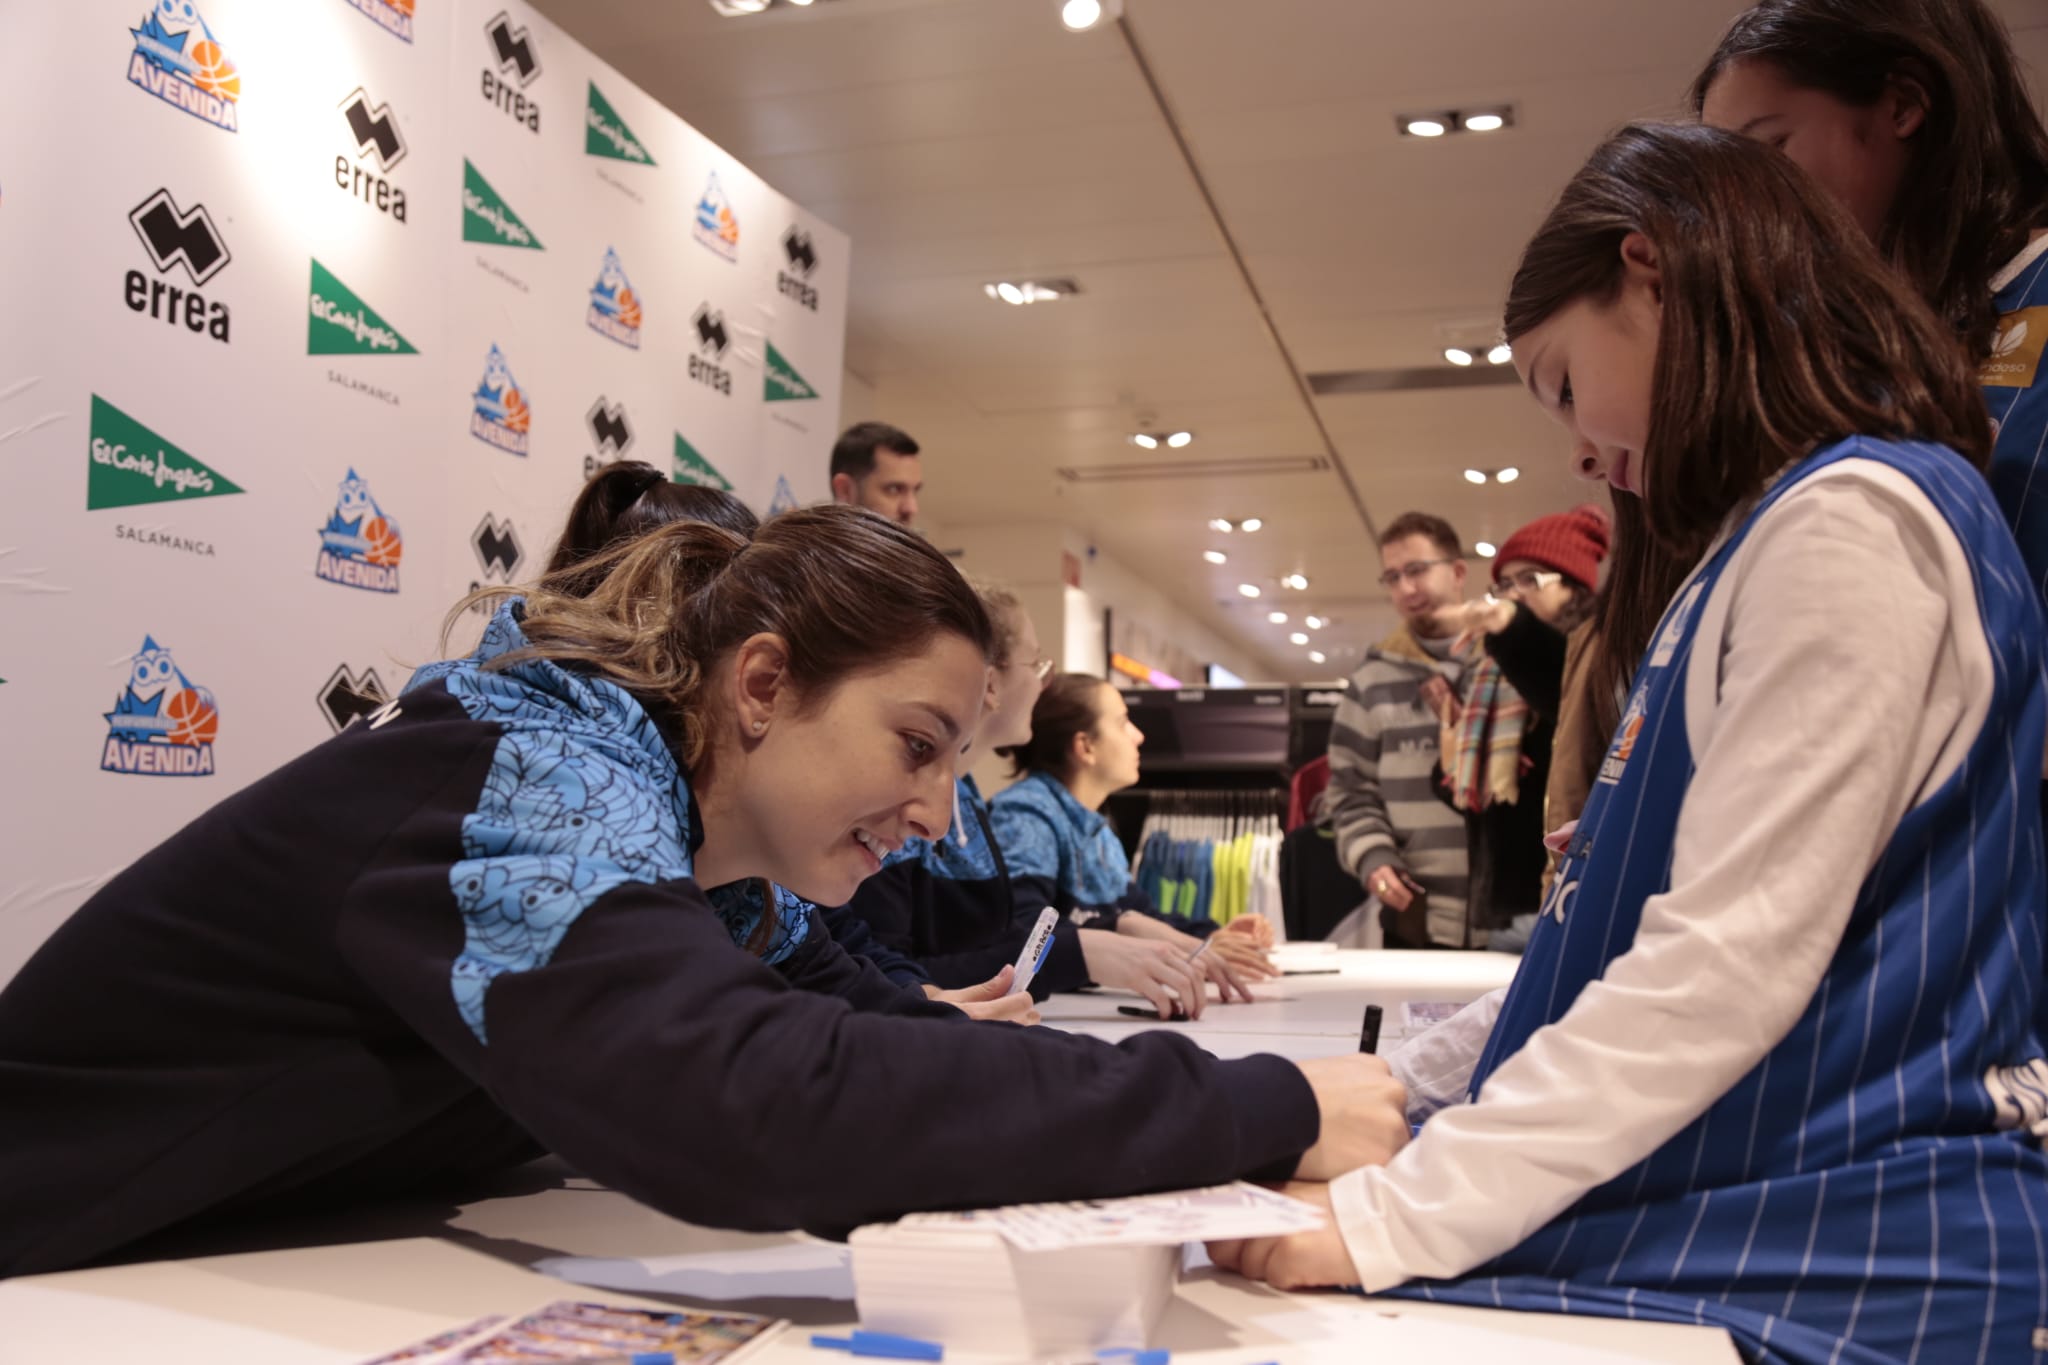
[1007,907,1060,997]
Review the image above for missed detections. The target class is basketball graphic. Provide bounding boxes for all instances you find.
[616,287,642,330]
[470,345,533,457]
[103,635,221,775]
[188,39,239,100]
[129,1,241,132]
[316,469,404,593]
[166,687,219,746]
[1613,711,1643,764]
[501,387,532,433]
[362,516,403,567]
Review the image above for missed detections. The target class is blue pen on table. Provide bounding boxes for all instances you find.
[1358,1002,1383,1054]
[812,1330,945,1361]
[1096,1350,1170,1365]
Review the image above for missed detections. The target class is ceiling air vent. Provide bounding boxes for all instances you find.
[1056,454,1328,484]
[1307,366,1521,396]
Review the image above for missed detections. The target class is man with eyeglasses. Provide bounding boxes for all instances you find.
[1323,512,1482,948]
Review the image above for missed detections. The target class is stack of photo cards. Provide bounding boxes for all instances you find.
[359,1300,783,1365]
[850,1183,1324,1355]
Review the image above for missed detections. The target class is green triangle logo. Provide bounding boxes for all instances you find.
[88,395,244,510]
[764,341,819,402]
[462,159,543,249]
[586,82,655,165]
[308,259,418,356]
[673,433,733,490]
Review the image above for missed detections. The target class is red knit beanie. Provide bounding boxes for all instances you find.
[1493,504,1611,592]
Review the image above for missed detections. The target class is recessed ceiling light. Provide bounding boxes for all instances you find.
[1209,518,1233,533]
[1267,611,1288,624]
[1463,468,1487,485]
[1131,433,1159,450]
[1289,632,1309,646]
[1203,550,1227,565]
[787,0,816,6]
[1238,583,1261,598]
[1305,615,1325,629]
[1239,517,1263,533]
[1444,347,1474,366]
[1487,343,1513,365]
[1475,541,1497,557]
[1496,466,1520,484]
[708,0,771,13]
[1308,650,1327,664]
[1402,105,1515,139]
[1282,573,1309,591]
[1060,0,1122,30]
[984,278,1079,305]
[1166,431,1193,449]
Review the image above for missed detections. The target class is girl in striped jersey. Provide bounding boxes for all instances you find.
[1694,0,2048,607]
[1210,122,2048,1365]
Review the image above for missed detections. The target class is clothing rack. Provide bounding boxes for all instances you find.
[1121,786,1285,935]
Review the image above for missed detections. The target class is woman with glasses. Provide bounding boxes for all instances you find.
[1424,505,1610,951]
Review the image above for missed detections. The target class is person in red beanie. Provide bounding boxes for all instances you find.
[1425,504,1610,950]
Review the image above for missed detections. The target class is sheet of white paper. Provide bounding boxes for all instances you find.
[896,1181,1325,1252]
[533,1244,855,1302]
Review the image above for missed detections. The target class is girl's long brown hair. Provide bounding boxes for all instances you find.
[1691,0,2048,361]
[1504,121,1992,699]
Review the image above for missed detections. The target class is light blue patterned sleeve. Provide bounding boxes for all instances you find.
[988,799,1065,883]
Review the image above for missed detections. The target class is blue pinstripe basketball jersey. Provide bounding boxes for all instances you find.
[1401,439,2048,1365]
[1985,240,2048,608]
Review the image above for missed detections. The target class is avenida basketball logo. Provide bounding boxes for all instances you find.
[315,469,402,594]
[470,345,532,456]
[586,248,643,349]
[128,0,240,133]
[102,635,219,776]
[693,171,740,262]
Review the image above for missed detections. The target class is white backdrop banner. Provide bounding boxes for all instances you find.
[0,0,848,980]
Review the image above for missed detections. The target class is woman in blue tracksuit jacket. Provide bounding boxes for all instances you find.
[988,673,1278,1018]
[0,507,1409,1278]
[549,461,1027,1021]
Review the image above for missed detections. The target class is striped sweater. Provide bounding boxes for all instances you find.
[1321,628,1475,947]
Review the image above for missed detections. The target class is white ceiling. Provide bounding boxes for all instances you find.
[534,0,2048,682]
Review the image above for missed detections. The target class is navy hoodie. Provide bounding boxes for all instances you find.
[0,603,1316,1277]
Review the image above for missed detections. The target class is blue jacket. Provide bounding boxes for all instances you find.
[989,772,1214,947]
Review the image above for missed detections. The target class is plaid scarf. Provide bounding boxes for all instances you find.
[1450,654,1528,812]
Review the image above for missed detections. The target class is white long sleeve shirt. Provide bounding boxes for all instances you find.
[1336,459,1997,1291]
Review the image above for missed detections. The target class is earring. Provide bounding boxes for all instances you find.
[753,720,767,734]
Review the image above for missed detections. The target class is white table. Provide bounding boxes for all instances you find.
[0,1178,1740,1364]
[0,950,1737,1363]
[1037,946,1518,1057]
